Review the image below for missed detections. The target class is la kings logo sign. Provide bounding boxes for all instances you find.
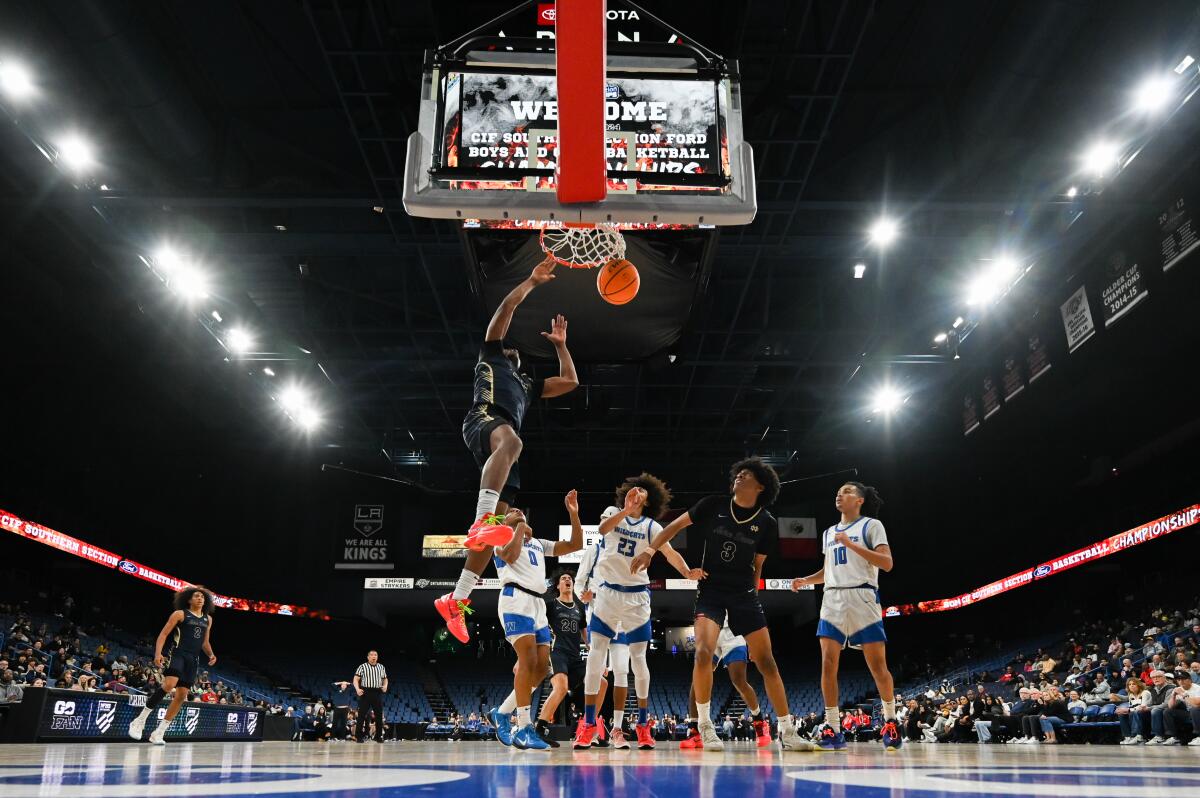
[337,504,392,570]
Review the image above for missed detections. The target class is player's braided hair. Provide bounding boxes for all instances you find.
[846,481,884,516]
[173,585,215,615]
[615,472,672,520]
[729,456,780,506]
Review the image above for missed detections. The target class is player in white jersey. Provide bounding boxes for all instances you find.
[574,473,697,750]
[488,491,583,750]
[793,481,900,751]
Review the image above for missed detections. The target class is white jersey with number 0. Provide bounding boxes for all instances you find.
[821,516,888,589]
[594,506,663,587]
[493,536,558,593]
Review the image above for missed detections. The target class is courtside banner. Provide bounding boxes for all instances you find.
[885,503,1200,616]
[1,508,329,620]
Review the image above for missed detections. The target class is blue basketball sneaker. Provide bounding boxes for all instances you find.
[512,724,551,750]
[881,720,903,751]
[816,724,847,751]
[490,708,513,746]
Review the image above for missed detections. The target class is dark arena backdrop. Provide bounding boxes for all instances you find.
[2,1,1200,797]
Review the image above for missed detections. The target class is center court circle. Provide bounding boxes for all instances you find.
[0,765,470,797]
[785,766,1200,797]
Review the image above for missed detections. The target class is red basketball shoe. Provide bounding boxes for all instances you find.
[462,514,514,551]
[433,594,472,644]
[573,722,598,749]
[635,723,656,750]
[679,727,703,749]
[754,719,772,748]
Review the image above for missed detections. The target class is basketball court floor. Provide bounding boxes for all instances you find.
[0,741,1196,797]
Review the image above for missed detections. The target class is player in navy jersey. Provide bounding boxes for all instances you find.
[535,572,587,746]
[631,457,815,752]
[435,256,579,644]
[793,482,900,750]
[127,585,216,745]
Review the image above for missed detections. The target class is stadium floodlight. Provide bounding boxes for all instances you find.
[170,267,209,301]
[853,263,866,279]
[868,217,899,248]
[56,133,96,173]
[934,332,948,344]
[966,256,1019,306]
[871,386,905,415]
[1133,74,1174,114]
[153,245,185,273]
[210,310,222,323]
[226,328,253,355]
[296,407,322,432]
[1080,140,1120,177]
[263,367,275,377]
[1175,55,1195,75]
[952,316,964,328]
[279,385,321,431]
[0,58,35,102]
[1066,186,1078,198]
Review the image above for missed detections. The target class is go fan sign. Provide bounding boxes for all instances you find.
[335,504,393,570]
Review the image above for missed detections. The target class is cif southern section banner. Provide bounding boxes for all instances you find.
[443,72,728,192]
[884,503,1200,617]
[25,688,263,742]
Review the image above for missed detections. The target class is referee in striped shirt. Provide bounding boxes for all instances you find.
[354,650,388,742]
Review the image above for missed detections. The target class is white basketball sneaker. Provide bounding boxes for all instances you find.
[779,720,817,752]
[148,725,167,745]
[698,722,724,751]
[127,708,150,740]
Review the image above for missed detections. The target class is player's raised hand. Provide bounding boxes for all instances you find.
[623,486,647,514]
[564,489,579,515]
[529,256,557,286]
[540,313,568,346]
[630,550,653,574]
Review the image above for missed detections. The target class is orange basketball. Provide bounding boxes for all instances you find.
[596,259,640,305]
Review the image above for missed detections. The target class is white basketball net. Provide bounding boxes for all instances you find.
[539,224,626,269]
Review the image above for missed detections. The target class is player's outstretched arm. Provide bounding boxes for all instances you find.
[484,257,556,342]
[598,487,646,534]
[630,512,693,573]
[540,314,579,397]
[553,489,584,556]
[152,610,184,667]
[496,518,530,564]
[660,541,705,580]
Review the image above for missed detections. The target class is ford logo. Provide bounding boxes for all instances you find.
[1033,564,1052,578]
[118,560,138,574]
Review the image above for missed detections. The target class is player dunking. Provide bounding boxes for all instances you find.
[127,585,217,745]
[574,474,696,750]
[792,481,900,750]
[631,457,816,752]
[435,257,579,643]
[489,491,583,750]
[679,619,772,748]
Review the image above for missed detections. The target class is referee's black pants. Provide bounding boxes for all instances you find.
[356,688,385,741]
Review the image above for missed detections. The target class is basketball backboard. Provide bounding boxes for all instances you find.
[402,0,755,227]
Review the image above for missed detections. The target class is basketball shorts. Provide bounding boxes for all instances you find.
[461,408,520,504]
[163,651,200,688]
[712,625,749,667]
[817,586,886,649]
[694,585,768,637]
[498,584,551,645]
[588,583,651,644]
[551,649,586,686]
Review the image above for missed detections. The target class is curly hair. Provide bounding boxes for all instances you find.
[173,585,215,616]
[845,481,884,516]
[729,457,780,507]
[615,472,673,520]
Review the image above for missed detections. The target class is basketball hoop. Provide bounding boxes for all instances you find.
[539,224,626,269]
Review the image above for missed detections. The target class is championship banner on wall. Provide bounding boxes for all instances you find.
[421,534,469,559]
[335,504,392,570]
[883,502,1200,617]
[962,393,981,436]
[1001,353,1025,402]
[1060,285,1096,353]
[1160,195,1199,272]
[1097,250,1149,327]
[1026,331,1052,383]
[981,375,1002,421]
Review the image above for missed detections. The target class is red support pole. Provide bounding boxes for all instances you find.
[555,0,608,205]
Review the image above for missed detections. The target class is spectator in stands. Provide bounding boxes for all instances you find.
[1140,671,1174,744]
[1161,671,1200,746]
[929,706,954,743]
[1118,677,1150,744]
[974,694,1007,744]
[1083,672,1111,706]
[1,670,22,703]
[1066,690,1086,717]
[24,663,47,684]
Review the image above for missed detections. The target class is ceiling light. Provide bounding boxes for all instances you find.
[952,316,964,328]
[934,332,948,344]
[868,217,899,248]
[226,328,253,355]
[153,245,185,273]
[966,257,1019,306]
[1175,55,1195,74]
[0,59,35,102]
[56,134,96,173]
[853,263,866,279]
[296,407,321,432]
[170,268,209,301]
[274,224,287,232]
[263,367,275,377]
[1080,140,1120,177]
[1133,75,1174,114]
[1066,186,1078,198]
[871,386,905,415]
[210,310,223,322]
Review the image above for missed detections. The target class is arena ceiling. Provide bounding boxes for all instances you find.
[3,0,1199,496]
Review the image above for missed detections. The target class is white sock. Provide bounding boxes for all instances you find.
[499,690,518,714]
[825,707,839,727]
[697,702,711,725]
[613,710,624,729]
[882,699,896,721]
[475,489,500,519]
[517,706,531,728]
[451,569,478,601]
